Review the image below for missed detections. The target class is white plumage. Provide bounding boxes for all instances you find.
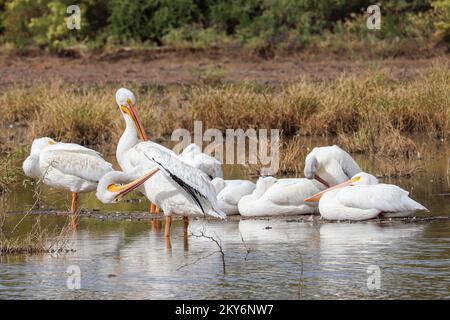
[23,137,113,213]
[237,176,324,217]
[307,172,428,221]
[100,88,225,222]
[23,138,112,193]
[212,177,256,215]
[97,142,225,219]
[304,145,362,187]
[179,144,223,179]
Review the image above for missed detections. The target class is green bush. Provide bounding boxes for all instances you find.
[433,0,450,40]
[0,0,447,52]
[108,0,202,44]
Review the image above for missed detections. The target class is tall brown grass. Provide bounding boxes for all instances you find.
[0,62,448,160]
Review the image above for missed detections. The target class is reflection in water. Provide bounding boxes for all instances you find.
[1,216,449,299]
[1,138,449,299]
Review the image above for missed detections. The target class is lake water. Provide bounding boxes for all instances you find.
[0,139,449,299]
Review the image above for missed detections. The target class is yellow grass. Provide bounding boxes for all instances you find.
[0,61,448,181]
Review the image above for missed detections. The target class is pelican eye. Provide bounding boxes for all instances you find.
[48,140,56,145]
[351,176,361,182]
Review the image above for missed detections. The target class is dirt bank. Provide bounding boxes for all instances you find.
[1,48,448,88]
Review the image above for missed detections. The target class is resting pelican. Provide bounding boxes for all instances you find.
[211,177,255,215]
[304,145,362,187]
[114,88,223,214]
[304,172,428,221]
[236,145,363,217]
[237,176,324,217]
[179,144,223,180]
[96,142,226,236]
[23,137,113,214]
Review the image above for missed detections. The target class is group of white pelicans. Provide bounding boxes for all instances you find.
[22,88,428,238]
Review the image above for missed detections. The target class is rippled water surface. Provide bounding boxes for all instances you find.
[1,139,449,299]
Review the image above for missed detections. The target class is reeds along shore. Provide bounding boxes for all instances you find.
[0,63,448,185]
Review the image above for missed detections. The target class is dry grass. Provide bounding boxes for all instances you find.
[0,216,73,255]
[0,149,27,193]
[0,61,448,170]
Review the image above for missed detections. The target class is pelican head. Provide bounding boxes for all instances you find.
[96,168,159,204]
[304,172,378,202]
[30,137,56,156]
[115,88,147,141]
[349,172,378,186]
[304,153,330,188]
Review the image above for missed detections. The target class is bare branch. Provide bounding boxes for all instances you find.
[177,228,226,274]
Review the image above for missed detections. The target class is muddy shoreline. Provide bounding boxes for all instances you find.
[6,209,450,225]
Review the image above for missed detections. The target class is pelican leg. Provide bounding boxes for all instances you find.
[71,192,78,214]
[183,216,189,233]
[150,203,156,213]
[69,214,78,230]
[155,206,161,213]
[164,216,172,238]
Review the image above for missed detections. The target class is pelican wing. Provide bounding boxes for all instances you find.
[135,142,225,218]
[266,179,320,206]
[47,142,105,158]
[132,141,177,164]
[40,143,113,182]
[220,180,255,205]
[179,143,223,179]
[336,184,427,213]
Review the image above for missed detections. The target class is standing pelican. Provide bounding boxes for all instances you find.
[212,177,256,215]
[304,145,362,187]
[304,172,428,221]
[96,142,226,236]
[114,88,223,215]
[23,137,113,214]
[237,176,324,217]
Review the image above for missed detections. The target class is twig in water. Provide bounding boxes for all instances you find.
[239,231,251,261]
[177,228,226,274]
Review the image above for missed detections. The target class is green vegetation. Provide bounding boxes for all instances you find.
[0,0,448,55]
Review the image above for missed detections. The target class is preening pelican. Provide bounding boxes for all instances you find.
[237,176,324,217]
[23,137,113,214]
[96,142,226,236]
[211,177,255,215]
[114,88,223,216]
[304,172,428,221]
[304,145,362,187]
[179,144,223,180]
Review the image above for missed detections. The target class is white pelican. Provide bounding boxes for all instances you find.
[304,145,362,187]
[23,137,113,214]
[211,177,255,215]
[97,131,226,237]
[179,144,223,180]
[304,172,428,221]
[114,88,223,215]
[237,176,324,217]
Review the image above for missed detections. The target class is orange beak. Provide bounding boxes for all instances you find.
[108,167,159,202]
[304,176,360,202]
[120,99,148,141]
